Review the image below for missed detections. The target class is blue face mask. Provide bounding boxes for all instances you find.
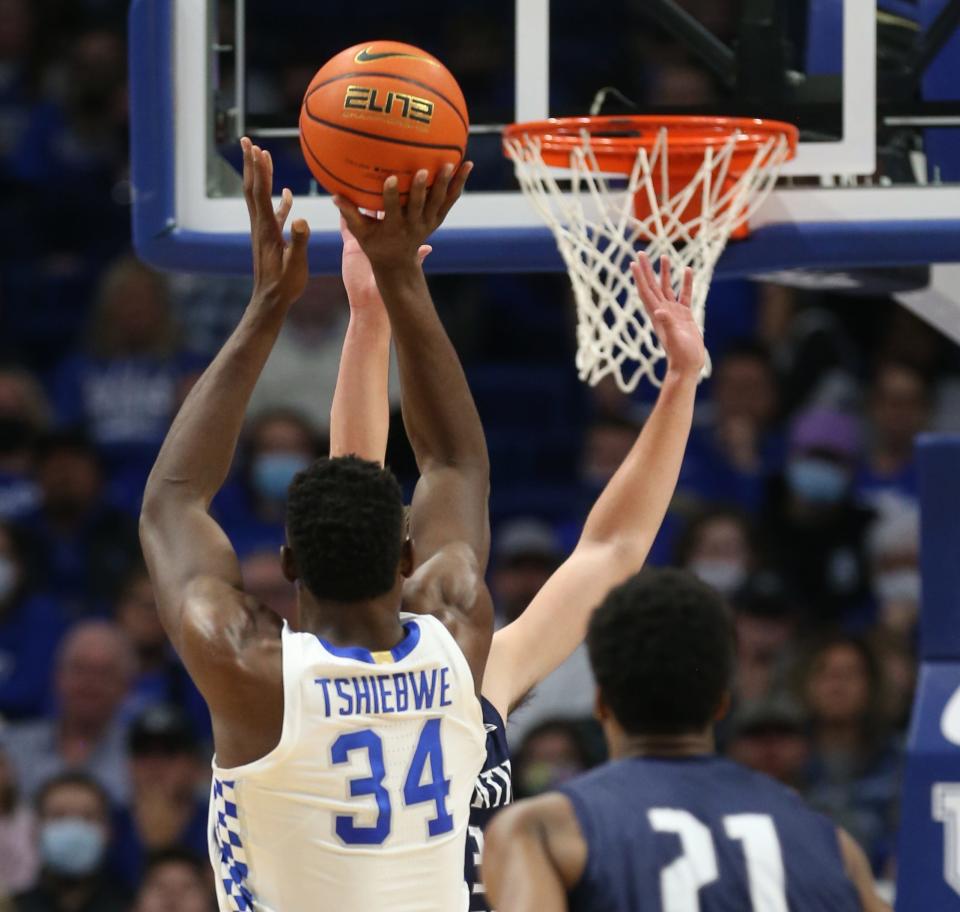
[787,457,849,504]
[252,453,311,502]
[40,818,106,877]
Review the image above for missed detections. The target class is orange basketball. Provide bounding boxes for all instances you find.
[299,41,469,210]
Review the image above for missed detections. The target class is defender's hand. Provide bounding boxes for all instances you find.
[333,162,472,272]
[340,217,431,308]
[630,253,705,379]
[242,137,310,308]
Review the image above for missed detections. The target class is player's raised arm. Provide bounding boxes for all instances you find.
[139,140,309,684]
[329,219,431,463]
[482,254,703,717]
[335,165,493,691]
[484,794,585,912]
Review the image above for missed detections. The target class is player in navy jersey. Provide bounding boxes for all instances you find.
[484,568,891,912]
[330,246,706,910]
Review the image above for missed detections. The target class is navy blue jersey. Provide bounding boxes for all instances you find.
[561,755,861,912]
[465,697,512,912]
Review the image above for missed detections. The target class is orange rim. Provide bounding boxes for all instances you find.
[503,115,799,168]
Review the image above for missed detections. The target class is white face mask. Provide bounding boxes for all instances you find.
[689,559,747,596]
[875,569,921,605]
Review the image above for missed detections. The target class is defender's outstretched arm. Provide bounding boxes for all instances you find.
[139,140,309,687]
[335,166,493,691]
[482,255,703,718]
[329,220,431,464]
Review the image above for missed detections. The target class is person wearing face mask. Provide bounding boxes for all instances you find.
[762,407,875,625]
[674,506,755,598]
[212,409,318,558]
[0,521,69,720]
[866,500,920,640]
[13,772,128,912]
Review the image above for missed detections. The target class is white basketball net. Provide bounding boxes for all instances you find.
[504,126,793,391]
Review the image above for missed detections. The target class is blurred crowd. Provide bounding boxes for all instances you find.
[0,0,954,908]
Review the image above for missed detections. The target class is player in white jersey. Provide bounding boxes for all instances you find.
[139,141,491,912]
[328,221,707,910]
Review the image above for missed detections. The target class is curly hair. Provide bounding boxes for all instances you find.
[587,568,734,736]
[286,455,405,602]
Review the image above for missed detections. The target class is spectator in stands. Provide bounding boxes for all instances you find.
[729,571,800,704]
[855,361,931,507]
[247,276,399,432]
[579,415,639,496]
[0,0,38,175]
[0,521,69,720]
[726,693,810,789]
[110,706,207,891]
[762,408,874,624]
[0,745,38,894]
[240,549,296,625]
[512,719,596,800]
[17,432,139,614]
[680,342,783,512]
[489,520,593,744]
[870,629,917,733]
[867,500,921,639]
[132,849,213,912]
[215,409,319,558]
[12,27,128,217]
[12,772,127,912]
[52,256,197,514]
[0,367,49,521]
[3,621,134,805]
[674,506,756,599]
[798,635,902,875]
[113,567,207,739]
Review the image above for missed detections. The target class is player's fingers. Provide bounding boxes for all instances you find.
[275,188,293,231]
[679,267,694,309]
[436,161,472,223]
[659,256,673,301]
[241,138,255,215]
[417,244,433,265]
[339,215,357,245]
[407,170,429,224]
[382,176,402,222]
[252,146,274,225]
[332,195,367,237]
[287,218,311,255]
[639,251,660,297]
[631,253,657,305]
[425,163,454,223]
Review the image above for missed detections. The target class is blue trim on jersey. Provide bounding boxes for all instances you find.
[316,620,421,664]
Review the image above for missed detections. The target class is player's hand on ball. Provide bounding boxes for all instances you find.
[340,217,431,307]
[333,162,472,271]
[242,137,310,308]
[630,253,705,379]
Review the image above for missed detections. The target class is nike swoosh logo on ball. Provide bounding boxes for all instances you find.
[354,47,438,66]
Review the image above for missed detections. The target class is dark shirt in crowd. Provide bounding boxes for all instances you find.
[0,592,70,719]
[14,880,129,912]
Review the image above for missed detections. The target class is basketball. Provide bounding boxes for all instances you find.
[299,40,469,210]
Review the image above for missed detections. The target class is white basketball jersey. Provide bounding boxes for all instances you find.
[208,613,485,912]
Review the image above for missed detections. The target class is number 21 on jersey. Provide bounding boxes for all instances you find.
[649,809,788,912]
[331,718,454,846]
